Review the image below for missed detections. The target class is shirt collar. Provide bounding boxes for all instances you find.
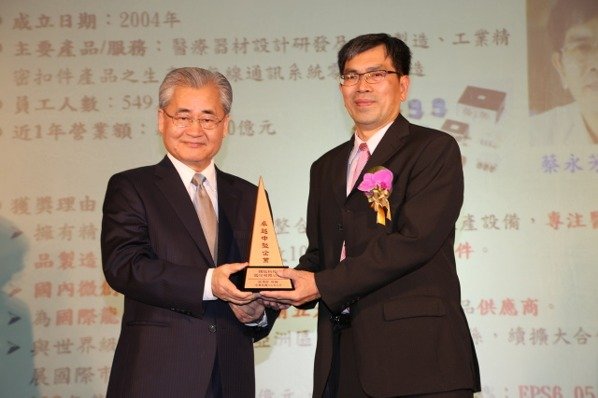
[167,153,217,191]
[349,121,393,162]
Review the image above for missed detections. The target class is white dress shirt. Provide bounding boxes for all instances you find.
[167,153,268,327]
[346,122,392,196]
[167,153,219,301]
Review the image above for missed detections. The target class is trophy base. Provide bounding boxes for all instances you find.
[233,266,294,292]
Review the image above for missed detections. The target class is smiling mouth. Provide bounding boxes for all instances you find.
[185,141,207,147]
[355,99,375,107]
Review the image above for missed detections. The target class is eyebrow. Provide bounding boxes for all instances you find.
[343,64,386,74]
[173,107,218,116]
[565,37,593,44]
[564,31,594,43]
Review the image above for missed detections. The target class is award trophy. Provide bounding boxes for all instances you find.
[237,177,294,291]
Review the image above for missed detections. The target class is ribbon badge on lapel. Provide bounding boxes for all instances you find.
[357,167,393,226]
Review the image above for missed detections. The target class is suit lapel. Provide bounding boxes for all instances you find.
[154,157,215,266]
[332,140,354,206]
[368,115,410,167]
[215,168,241,264]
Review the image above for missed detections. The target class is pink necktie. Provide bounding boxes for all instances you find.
[341,143,370,260]
[349,143,371,191]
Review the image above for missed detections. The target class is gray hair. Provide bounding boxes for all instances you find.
[158,67,233,114]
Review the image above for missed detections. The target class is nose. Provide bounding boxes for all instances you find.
[187,120,206,136]
[581,40,598,69]
[356,74,371,92]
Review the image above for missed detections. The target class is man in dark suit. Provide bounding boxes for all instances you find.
[101,67,277,397]
[261,34,481,397]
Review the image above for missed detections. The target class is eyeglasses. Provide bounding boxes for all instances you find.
[338,70,400,86]
[161,109,225,130]
[561,39,598,62]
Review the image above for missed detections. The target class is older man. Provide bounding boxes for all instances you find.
[101,67,277,397]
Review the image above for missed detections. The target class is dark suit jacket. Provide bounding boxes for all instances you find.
[299,115,481,397]
[101,156,276,397]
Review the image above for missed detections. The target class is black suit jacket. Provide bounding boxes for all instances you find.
[101,156,276,397]
[299,115,481,397]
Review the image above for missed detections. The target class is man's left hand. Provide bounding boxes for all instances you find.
[260,268,320,306]
[229,300,265,324]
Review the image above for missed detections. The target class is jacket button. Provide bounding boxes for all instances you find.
[208,324,217,333]
[337,223,343,231]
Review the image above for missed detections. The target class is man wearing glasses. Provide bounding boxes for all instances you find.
[101,67,277,397]
[531,0,598,145]
[262,34,480,397]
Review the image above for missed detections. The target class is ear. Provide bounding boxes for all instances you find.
[399,75,411,102]
[222,114,230,137]
[551,52,568,90]
[157,109,165,136]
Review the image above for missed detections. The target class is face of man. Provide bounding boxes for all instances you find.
[552,16,598,115]
[158,84,229,172]
[340,44,410,140]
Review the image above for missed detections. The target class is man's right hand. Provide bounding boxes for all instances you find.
[212,262,258,304]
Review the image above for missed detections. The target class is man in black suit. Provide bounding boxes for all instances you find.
[262,34,481,397]
[101,67,277,397]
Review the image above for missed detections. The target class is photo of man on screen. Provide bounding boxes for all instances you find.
[529,0,597,145]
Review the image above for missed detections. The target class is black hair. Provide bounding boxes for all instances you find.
[337,33,412,76]
[547,0,598,51]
